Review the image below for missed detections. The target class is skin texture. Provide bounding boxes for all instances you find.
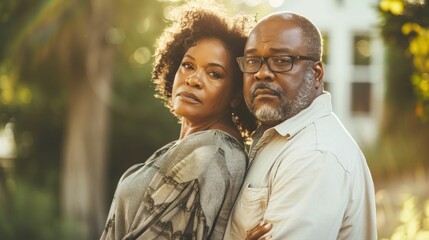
[245,221,273,240]
[243,14,324,128]
[171,38,241,140]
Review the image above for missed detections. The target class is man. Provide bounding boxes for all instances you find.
[225,12,377,239]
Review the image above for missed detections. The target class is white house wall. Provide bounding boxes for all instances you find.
[277,0,384,145]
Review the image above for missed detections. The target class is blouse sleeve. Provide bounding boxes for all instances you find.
[124,131,245,240]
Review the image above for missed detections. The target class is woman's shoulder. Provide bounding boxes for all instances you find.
[176,129,248,166]
[169,130,248,183]
[118,140,178,181]
[183,129,244,149]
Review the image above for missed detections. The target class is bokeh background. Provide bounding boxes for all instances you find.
[0,0,428,239]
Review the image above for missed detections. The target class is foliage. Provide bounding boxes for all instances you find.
[0,177,84,240]
[374,3,429,238]
[0,0,179,236]
[369,0,429,180]
[379,0,429,120]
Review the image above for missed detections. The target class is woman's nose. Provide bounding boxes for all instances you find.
[186,70,204,88]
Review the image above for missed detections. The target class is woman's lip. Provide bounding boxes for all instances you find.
[177,91,201,103]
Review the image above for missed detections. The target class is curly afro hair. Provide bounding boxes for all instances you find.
[152,1,257,139]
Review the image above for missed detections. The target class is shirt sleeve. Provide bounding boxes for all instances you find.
[264,150,351,239]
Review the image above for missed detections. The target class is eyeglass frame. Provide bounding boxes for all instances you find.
[236,55,319,73]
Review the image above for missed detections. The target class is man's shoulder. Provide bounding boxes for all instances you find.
[283,114,364,171]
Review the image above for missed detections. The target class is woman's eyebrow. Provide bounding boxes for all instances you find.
[183,54,195,60]
[207,63,225,71]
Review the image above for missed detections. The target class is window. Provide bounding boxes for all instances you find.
[351,82,371,113]
[351,33,372,115]
[353,35,371,66]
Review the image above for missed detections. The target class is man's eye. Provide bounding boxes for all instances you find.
[246,58,260,65]
[272,57,292,64]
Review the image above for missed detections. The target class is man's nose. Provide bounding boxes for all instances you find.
[254,62,275,82]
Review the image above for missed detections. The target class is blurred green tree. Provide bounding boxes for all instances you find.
[373,0,429,178]
[0,0,179,239]
[379,0,429,120]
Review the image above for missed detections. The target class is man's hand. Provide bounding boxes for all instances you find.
[245,221,272,240]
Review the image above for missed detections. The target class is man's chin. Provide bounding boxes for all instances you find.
[253,105,284,123]
[259,119,283,128]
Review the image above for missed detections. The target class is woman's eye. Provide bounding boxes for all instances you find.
[181,62,194,70]
[208,71,223,79]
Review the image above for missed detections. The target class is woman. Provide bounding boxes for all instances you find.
[100,2,256,239]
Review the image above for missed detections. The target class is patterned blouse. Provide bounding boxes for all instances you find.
[101,129,248,240]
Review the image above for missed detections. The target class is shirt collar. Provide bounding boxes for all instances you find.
[273,92,333,137]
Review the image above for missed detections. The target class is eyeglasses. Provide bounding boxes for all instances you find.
[236,55,319,73]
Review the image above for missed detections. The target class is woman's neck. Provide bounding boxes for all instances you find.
[179,115,242,143]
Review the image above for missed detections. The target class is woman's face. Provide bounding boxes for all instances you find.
[172,38,239,124]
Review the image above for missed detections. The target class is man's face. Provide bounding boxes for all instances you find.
[242,17,318,127]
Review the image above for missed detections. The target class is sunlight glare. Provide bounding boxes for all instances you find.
[356,39,371,58]
[133,47,151,65]
[137,18,151,34]
[244,0,263,7]
[105,27,126,45]
[269,0,284,8]
[0,74,13,104]
[164,6,176,21]
[18,86,32,104]
[231,0,244,4]
[0,122,17,159]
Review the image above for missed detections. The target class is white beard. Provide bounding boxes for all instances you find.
[254,105,283,122]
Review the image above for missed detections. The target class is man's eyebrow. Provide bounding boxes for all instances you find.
[244,48,257,54]
[244,48,292,55]
[270,48,292,53]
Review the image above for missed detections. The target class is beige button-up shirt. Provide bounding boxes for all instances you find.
[225,93,377,240]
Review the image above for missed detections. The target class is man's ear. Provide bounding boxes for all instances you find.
[313,62,324,89]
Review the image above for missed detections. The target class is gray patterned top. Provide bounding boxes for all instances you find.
[101,129,248,240]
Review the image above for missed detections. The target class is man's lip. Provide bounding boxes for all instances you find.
[254,88,277,97]
[177,91,201,103]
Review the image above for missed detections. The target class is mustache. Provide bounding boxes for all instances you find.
[250,83,283,98]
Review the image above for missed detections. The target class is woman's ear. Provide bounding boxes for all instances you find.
[230,97,241,108]
[230,90,242,108]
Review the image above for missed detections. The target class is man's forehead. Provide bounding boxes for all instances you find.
[244,23,303,55]
[246,25,302,44]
